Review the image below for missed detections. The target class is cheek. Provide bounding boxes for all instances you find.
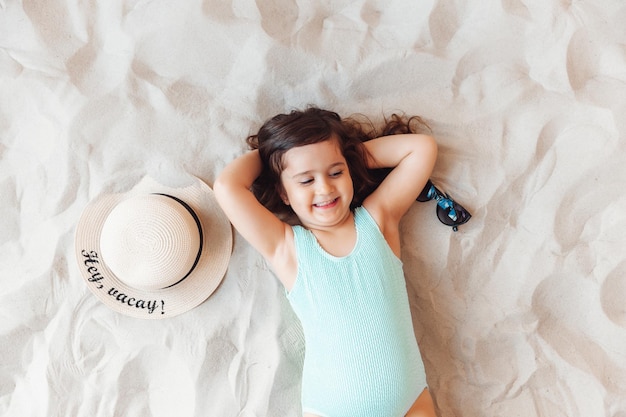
[286,186,306,202]
[280,182,301,204]
[343,177,355,194]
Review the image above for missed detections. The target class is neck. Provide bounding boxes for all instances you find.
[308,211,356,257]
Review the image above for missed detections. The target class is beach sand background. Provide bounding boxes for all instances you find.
[1,1,625,416]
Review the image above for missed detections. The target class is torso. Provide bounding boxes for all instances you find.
[285,206,427,416]
[272,206,399,292]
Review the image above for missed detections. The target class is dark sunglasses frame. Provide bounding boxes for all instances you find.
[416,180,471,231]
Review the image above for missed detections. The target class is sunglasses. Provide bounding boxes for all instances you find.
[416,180,471,231]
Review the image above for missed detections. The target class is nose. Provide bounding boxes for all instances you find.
[316,177,333,195]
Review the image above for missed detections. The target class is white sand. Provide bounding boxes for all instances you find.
[1,1,625,416]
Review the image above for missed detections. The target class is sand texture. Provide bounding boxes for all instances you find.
[1,1,625,416]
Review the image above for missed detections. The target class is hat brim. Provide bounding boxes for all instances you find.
[75,175,232,319]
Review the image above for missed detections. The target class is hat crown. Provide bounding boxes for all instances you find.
[99,194,202,291]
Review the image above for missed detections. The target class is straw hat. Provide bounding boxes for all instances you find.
[75,175,232,319]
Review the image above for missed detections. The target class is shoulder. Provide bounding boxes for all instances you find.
[360,203,401,257]
[359,203,389,233]
[267,225,298,292]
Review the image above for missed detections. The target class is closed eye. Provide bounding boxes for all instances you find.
[330,170,343,178]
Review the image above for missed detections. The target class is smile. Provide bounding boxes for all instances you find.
[313,198,339,208]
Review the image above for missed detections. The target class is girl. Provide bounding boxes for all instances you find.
[214,107,438,417]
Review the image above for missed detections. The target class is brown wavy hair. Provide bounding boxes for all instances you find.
[247,107,429,223]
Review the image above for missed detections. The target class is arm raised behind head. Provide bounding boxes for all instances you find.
[214,150,293,273]
[363,133,437,228]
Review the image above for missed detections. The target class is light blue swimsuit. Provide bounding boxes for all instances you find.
[288,206,427,417]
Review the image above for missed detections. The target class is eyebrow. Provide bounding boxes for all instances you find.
[291,162,346,178]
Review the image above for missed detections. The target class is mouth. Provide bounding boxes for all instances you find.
[313,198,339,209]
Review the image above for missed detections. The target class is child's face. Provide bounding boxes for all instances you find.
[279,138,354,230]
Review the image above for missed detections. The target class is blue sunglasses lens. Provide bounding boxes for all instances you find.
[418,181,471,231]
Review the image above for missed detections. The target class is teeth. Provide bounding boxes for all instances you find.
[314,198,335,207]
